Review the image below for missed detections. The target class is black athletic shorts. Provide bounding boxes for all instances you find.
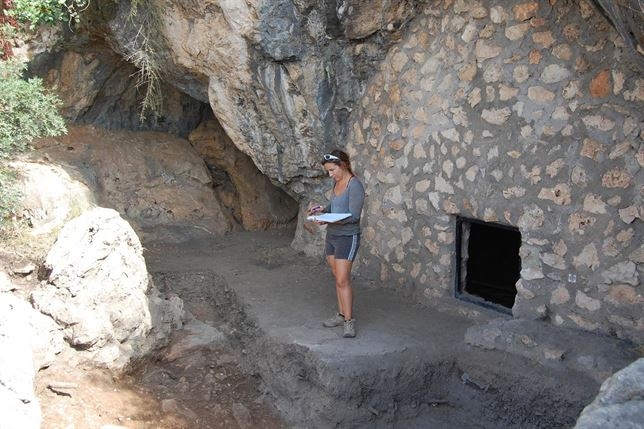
[325,233,361,261]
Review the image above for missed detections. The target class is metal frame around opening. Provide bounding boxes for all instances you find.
[453,216,520,315]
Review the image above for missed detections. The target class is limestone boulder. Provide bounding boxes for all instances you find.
[0,327,40,429]
[31,207,184,372]
[573,358,644,429]
[0,292,69,429]
[0,294,62,429]
[0,294,65,371]
[12,161,96,237]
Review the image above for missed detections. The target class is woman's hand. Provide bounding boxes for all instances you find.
[307,204,323,216]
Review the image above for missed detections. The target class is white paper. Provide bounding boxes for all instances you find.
[306,213,351,223]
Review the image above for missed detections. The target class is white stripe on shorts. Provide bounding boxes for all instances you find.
[348,234,358,261]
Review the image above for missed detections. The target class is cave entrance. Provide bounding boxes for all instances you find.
[189,114,299,232]
[455,217,520,313]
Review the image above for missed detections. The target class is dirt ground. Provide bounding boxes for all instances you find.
[35,325,286,429]
[2,230,292,429]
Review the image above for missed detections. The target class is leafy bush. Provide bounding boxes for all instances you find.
[6,0,91,30]
[0,60,67,221]
[0,61,66,156]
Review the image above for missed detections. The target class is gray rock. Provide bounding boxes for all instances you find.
[12,161,96,237]
[0,294,65,370]
[574,358,644,429]
[0,298,42,429]
[465,319,638,383]
[258,0,304,60]
[31,207,184,372]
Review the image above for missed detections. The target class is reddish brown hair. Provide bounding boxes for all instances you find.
[322,149,353,176]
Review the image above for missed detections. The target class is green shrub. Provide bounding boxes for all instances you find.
[0,61,66,156]
[6,0,90,30]
[0,60,66,221]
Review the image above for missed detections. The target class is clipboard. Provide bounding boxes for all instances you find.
[306,213,351,223]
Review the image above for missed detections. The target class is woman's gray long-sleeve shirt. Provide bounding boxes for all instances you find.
[324,177,365,236]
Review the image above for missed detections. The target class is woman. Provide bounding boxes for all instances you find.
[308,150,365,338]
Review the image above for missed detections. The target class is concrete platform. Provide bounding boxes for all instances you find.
[145,229,640,429]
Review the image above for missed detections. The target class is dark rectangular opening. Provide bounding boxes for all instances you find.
[455,217,521,313]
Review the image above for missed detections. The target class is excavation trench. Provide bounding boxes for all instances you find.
[144,229,635,429]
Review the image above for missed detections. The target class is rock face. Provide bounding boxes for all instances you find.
[189,118,299,230]
[31,207,184,371]
[31,125,236,241]
[34,42,207,137]
[45,0,413,191]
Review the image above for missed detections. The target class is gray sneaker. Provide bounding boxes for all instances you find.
[343,319,356,338]
[322,313,345,328]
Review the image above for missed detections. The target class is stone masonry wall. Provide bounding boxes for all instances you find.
[347,0,643,344]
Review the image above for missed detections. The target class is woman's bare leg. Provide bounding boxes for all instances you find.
[326,255,343,315]
[330,257,354,320]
